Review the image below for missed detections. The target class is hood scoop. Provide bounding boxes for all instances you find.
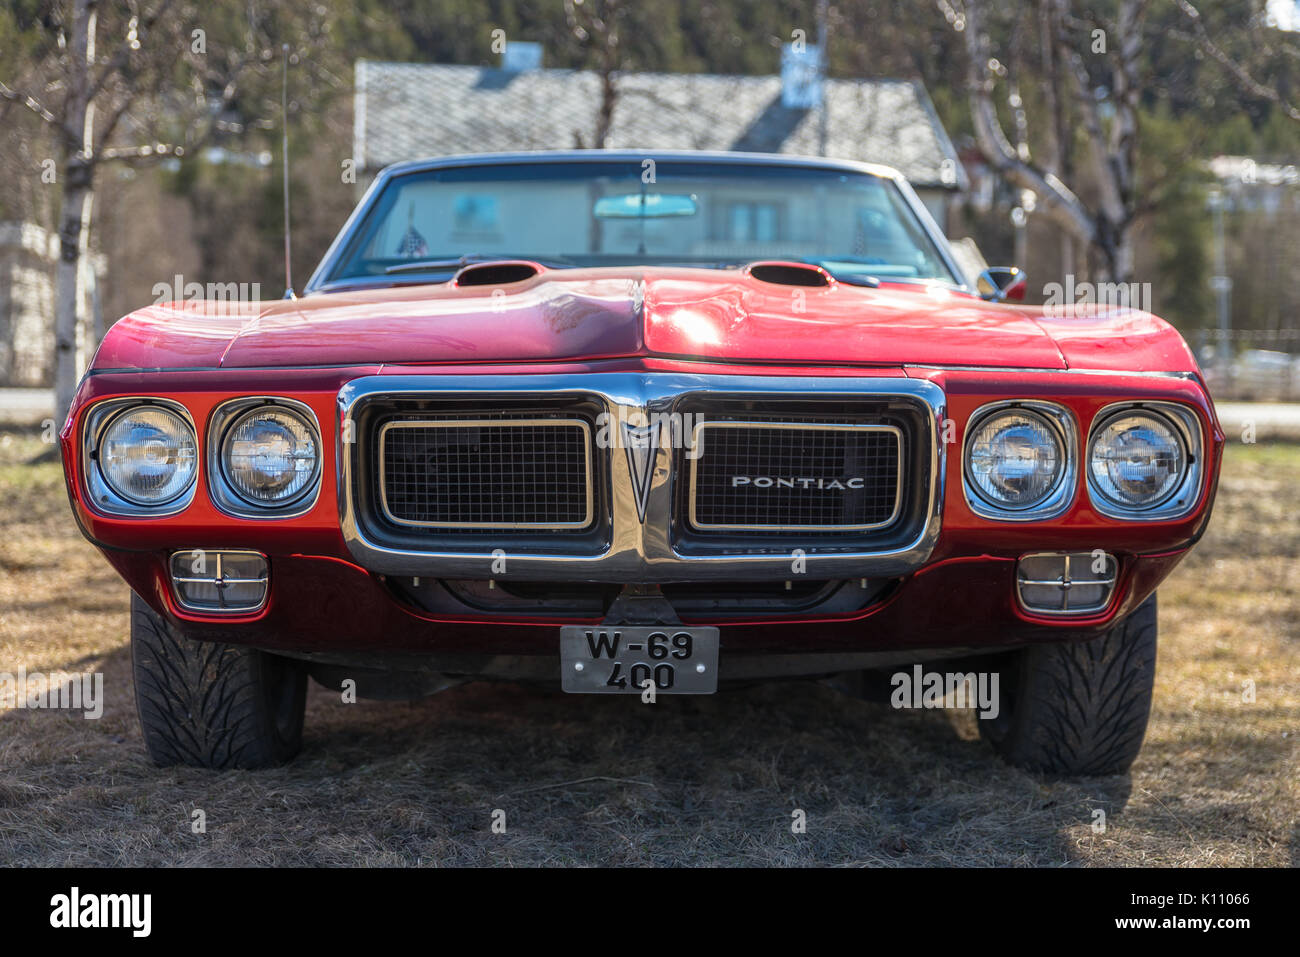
[453,260,543,287]
[746,260,832,288]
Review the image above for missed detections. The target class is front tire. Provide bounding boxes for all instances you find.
[978,593,1158,776]
[130,593,307,769]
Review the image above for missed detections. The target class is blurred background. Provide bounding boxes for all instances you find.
[0,0,1298,414]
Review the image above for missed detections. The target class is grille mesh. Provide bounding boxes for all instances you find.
[380,419,591,528]
[690,424,901,530]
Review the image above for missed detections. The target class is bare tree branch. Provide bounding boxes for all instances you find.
[955,0,1098,246]
[98,141,185,161]
[1108,0,1147,217]
[1049,0,1127,225]
[86,0,179,101]
[1174,0,1300,122]
[0,79,58,124]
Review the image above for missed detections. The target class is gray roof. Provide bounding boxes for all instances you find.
[354,61,967,190]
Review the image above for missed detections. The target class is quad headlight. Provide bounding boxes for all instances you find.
[964,405,1073,517]
[1087,408,1188,511]
[98,405,198,506]
[219,405,320,507]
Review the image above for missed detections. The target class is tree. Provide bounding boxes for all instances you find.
[944,0,1147,283]
[0,0,339,426]
[4,1,185,423]
[945,0,1300,286]
[562,0,635,149]
[1171,0,1300,124]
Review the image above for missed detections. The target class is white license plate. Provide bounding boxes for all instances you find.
[560,625,720,694]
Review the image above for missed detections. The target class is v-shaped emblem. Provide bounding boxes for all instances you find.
[622,419,661,523]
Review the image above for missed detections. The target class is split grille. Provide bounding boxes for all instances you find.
[358,401,915,544]
[687,422,903,531]
[378,418,593,529]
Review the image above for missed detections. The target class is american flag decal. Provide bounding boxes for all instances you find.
[396,224,427,258]
[396,202,427,258]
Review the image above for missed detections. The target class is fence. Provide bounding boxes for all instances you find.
[1194,330,1300,401]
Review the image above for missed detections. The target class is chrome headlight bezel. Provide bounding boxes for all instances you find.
[82,398,199,516]
[208,397,322,518]
[1086,402,1203,520]
[962,400,1078,521]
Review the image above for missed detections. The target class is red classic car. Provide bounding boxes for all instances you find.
[62,151,1222,774]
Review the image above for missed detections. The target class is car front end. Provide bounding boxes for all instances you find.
[61,151,1223,772]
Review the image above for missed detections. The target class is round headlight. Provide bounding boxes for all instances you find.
[221,407,319,506]
[1089,411,1186,509]
[100,406,198,505]
[966,409,1065,509]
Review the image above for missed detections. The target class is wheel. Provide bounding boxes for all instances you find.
[978,592,1158,776]
[130,593,307,769]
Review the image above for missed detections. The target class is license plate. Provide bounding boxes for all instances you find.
[560,625,720,694]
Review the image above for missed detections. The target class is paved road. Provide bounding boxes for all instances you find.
[0,388,53,411]
[1213,401,1300,436]
[0,388,54,425]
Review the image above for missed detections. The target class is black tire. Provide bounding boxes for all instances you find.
[130,593,307,769]
[978,592,1158,776]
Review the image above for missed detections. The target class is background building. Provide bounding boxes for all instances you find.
[352,60,968,236]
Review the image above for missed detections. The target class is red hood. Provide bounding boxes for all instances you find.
[90,266,1197,374]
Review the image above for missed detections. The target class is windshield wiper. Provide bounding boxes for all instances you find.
[384,253,571,275]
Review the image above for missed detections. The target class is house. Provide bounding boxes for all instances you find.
[352,60,968,235]
[1207,155,1300,216]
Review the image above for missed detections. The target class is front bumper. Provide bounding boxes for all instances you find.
[63,358,1223,657]
[98,544,1191,656]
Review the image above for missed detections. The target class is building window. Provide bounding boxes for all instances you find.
[453,194,500,233]
[718,201,781,242]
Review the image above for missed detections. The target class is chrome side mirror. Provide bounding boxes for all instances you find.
[977,266,1028,303]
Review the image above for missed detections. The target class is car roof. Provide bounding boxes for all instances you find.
[376,149,908,183]
[304,149,964,293]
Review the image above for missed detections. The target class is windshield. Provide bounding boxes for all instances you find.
[322,160,961,287]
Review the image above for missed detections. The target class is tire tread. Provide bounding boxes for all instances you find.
[130,594,304,769]
[981,593,1158,776]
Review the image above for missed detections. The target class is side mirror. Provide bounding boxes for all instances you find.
[976,266,1028,303]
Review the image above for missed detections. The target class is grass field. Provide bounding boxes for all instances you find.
[0,429,1295,866]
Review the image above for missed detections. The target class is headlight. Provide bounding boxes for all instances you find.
[220,406,319,506]
[99,406,198,505]
[1088,410,1186,509]
[966,409,1066,510]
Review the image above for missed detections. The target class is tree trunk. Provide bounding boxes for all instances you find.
[54,172,92,425]
[1113,231,1135,287]
[53,0,96,428]
[1095,217,1136,286]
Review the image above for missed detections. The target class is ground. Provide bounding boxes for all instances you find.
[0,429,1294,866]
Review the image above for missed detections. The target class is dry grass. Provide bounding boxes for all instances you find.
[0,427,1294,866]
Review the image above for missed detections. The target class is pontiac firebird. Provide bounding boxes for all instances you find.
[61,151,1223,773]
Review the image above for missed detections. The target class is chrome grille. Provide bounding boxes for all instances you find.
[339,374,942,581]
[378,418,593,529]
[688,421,903,531]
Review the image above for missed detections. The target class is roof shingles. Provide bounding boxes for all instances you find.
[356,62,966,190]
